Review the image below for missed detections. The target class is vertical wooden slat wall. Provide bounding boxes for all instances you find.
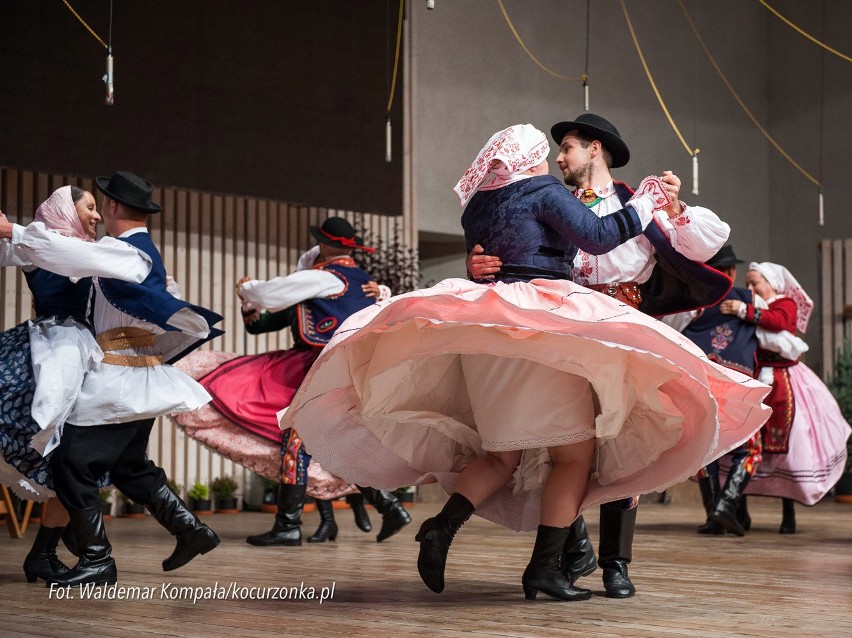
[818,239,852,381]
[0,166,415,507]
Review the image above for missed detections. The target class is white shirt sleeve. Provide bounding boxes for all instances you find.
[239,269,345,312]
[10,222,151,282]
[296,246,321,271]
[655,205,730,263]
[0,239,30,266]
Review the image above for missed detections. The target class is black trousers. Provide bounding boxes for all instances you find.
[51,418,166,511]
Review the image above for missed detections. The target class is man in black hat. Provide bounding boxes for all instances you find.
[227,216,412,547]
[468,114,732,598]
[677,245,764,537]
[2,171,225,586]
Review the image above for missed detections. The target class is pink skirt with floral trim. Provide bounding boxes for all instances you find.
[172,350,357,500]
[281,278,772,531]
[719,362,849,505]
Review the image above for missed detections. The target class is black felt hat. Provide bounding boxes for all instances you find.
[706,245,745,269]
[309,217,374,252]
[95,171,162,214]
[550,113,630,168]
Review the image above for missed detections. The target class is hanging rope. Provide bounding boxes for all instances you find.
[759,0,852,64]
[61,0,108,49]
[582,0,591,110]
[497,0,581,83]
[677,0,820,187]
[386,0,404,114]
[620,0,697,160]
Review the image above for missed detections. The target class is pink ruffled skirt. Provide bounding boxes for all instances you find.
[719,362,849,505]
[280,278,772,530]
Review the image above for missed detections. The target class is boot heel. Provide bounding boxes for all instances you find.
[24,570,38,583]
[329,532,338,541]
[523,586,538,600]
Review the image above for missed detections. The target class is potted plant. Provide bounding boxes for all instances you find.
[122,495,146,519]
[99,488,113,520]
[828,340,852,502]
[260,477,278,513]
[188,481,212,515]
[211,475,240,513]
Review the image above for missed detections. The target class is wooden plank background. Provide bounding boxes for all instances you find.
[0,166,415,508]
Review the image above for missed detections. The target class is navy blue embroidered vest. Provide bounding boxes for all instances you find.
[296,259,375,347]
[97,232,224,363]
[25,268,92,324]
[613,182,732,316]
[683,287,757,376]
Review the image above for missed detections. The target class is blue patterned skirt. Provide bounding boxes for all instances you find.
[0,321,108,501]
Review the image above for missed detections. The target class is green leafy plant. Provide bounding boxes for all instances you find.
[353,216,419,294]
[188,481,209,501]
[827,340,852,473]
[210,476,238,500]
[98,488,113,503]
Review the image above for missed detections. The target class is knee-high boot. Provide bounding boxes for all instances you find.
[346,493,372,532]
[779,498,796,534]
[709,461,752,536]
[357,486,412,542]
[307,499,338,542]
[561,515,597,584]
[145,482,221,571]
[415,493,474,593]
[737,494,752,531]
[522,525,592,601]
[697,475,725,535]
[598,503,637,598]
[47,505,116,587]
[23,526,69,583]
[246,483,306,546]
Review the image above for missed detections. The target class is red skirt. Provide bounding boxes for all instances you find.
[201,348,320,443]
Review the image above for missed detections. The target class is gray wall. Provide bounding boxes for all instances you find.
[411,0,852,371]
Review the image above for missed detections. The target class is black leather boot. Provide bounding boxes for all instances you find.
[46,505,117,587]
[522,525,592,601]
[23,526,69,583]
[246,483,306,546]
[145,482,221,571]
[779,498,796,534]
[598,503,637,598]
[61,524,81,557]
[358,486,412,542]
[561,515,597,584]
[346,493,372,532]
[709,461,751,536]
[697,475,725,535]
[307,500,338,542]
[415,493,474,593]
[737,495,752,531]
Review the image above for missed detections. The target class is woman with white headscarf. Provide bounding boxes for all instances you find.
[0,185,140,583]
[719,261,850,533]
[280,124,770,601]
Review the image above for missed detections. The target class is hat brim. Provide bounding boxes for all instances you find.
[96,176,162,214]
[550,121,630,169]
[309,225,370,251]
[707,258,745,268]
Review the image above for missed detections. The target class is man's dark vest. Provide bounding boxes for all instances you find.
[613,182,732,316]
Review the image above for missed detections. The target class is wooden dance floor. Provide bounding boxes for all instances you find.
[1,498,849,637]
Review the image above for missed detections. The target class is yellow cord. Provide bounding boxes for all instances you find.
[620,0,697,158]
[759,0,852,64]
[497,0,581,83]
[677,0,819,187]
[61,0,108,50]
[386,0,404,114]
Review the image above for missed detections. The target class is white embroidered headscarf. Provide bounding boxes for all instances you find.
[453,124,550,206]
[748,261,814,333]
[33,186,91,242]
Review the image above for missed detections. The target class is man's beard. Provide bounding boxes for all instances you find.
[562,161,592,188]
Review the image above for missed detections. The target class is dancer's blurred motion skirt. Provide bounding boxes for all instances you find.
[0,318,106,500]
[719,362,849,505]
[281,278,772,531]
[173,350,358,499]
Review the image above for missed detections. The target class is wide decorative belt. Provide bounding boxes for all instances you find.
[586,281,642,309]
[96,327,163,367]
